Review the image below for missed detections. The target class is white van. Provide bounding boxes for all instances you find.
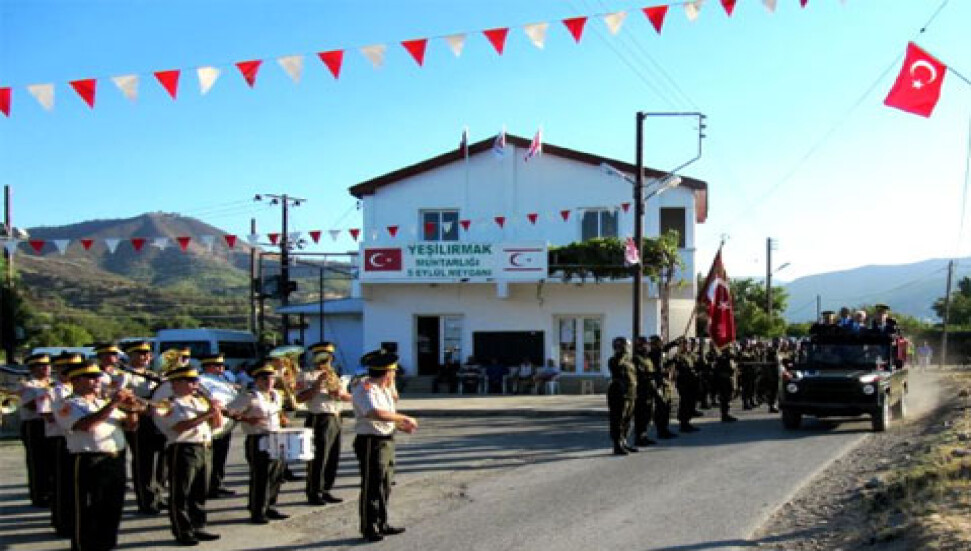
[153,329,259,369]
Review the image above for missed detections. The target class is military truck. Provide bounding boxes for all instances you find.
[779,329,909,432]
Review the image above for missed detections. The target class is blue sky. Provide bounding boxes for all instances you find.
[2,0,970,282]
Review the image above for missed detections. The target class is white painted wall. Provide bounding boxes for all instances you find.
[287,314,363,375]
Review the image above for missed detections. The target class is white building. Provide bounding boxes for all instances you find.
[279,297,364,373]
[350,134,708,389]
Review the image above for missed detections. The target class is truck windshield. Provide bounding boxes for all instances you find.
[807,344,891,368]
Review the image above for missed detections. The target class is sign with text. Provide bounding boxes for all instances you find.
[360,242,547,282]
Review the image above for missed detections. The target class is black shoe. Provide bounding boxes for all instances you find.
[176,536,200,546]
[680,424,700,433]
[635,437,657,446]
[721,415,738,423]
[623,444,640,453]
[364,532,385,542]
[613,445,629,456]
[283,470,303,482]
[381,526,406,536]
[266,509,289,520]
[251,517,270,525]
[307,496,327,506]
[321,492,343,504]
[194,531,220,542]
[657,431,678,439]
[692,410,705,417]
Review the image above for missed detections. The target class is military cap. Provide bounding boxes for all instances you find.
[313,352,334,364]
[199,353,225,367]
[53,352,85,367]
[25,353,51,366]
[65,358,102,379]
[248,361,277,378]
[361,349,398,371]
[167,366,200,381]
[309,342,336,354]
[123,340,152,354]
[874,303,890,312]
[93,342,122,355]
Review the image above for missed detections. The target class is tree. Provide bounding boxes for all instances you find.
[933,276,971,327]
[30,322,94,348]
[729,278,788,339]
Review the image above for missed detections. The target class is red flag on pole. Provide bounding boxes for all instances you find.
[883,42,947,118]
[700,249,735,350]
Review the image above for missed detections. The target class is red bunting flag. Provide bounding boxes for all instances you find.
[483,28,509,55]
[308,230,321,243]
[80,239,94,250]
[318,50,344,79]
[459,219,471,231]
[884,42,947,118]
[176,236,191,251]
[348,228,361,241]
[800,0,809,6]
[402,38,428,66]
[494,216,506,228]
[643,5,668,34]
[131,238,146,252]
[236,60,263,87]
[721,0,738,16]
[29,240,45,254]
[387,225,399,237]
[154,70,180,99]
[268,233,280,245]
[424,221,436,235]
[560,210,571,221]
[562,16,588,43]
[69,79,97,108]
[0,87,10,117]
[527,213,538,224]
[621,202,631,213]
[224,234,238,248]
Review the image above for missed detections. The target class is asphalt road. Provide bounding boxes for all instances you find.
[0,371,945,551]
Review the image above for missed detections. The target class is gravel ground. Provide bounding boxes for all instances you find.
[750,370,969,551]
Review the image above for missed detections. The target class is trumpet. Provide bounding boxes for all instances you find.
[1,388,20,416]
[112,388,169,412]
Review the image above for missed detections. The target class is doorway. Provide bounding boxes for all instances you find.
[416,316,441,376]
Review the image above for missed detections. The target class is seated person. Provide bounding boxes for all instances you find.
[457,356,483,394]
[432,360,459,393]
[869,304,898,334]
[533,359,561,393]
[513,358,534,394]
[484,360,508,394]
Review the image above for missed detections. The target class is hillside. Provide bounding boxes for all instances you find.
[781,257,969,323]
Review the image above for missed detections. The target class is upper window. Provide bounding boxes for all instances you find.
[659,207,686,248]
[581,209,618,241]
[422,210,459,242]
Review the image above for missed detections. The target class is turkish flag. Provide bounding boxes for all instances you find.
[363,248,402,271]
[884,42,947,118]
[700,250,735,350]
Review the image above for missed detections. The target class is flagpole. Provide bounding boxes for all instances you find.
[687,240,727,340]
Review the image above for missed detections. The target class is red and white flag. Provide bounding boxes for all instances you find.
[699,249,735,350]
[624,236,640,266]
[884,42,947,118]
[524,128,542,162]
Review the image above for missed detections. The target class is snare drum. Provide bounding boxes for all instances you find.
[266,428,314,462]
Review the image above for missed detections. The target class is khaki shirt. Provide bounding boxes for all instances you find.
[56,395,127,454]
[154,394,214,446]
[18,378,50,422]
[44,382,73,437]
[228,389,282,435]
[124,368,157,399]
[351,378,396,436]
[296,370,346,415]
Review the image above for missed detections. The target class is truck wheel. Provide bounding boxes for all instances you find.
[891,391,907,420]
[782,409,801,430]
[872,398,889,432]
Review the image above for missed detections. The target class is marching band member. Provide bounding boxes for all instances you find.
[93,342,129,399]
[296,342,351,505]
[227,361,290,524]
[352,350,417,543]
[56,358,138,551]
[123,340,166,515]
[19,353,54,507]
[153,365,222,546]
[45,353,76,538]
[198,353,238,498]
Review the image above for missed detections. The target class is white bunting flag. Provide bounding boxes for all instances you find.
[111,74,138,102]
[53,239,70,255]
[370,230,379,242]
[197,66,221,95]
[200,234,215,252]
[278,55,304,84]
[524,23,549,49]
[247,233,261,246]
[686,1,703,22]
[2,239,19,255]
[361,44,387,69]
[603,12,627,35]
[328,229,341,241]
[27,84,55,111]
[444,34,466,57]
[104,238,121,254]
[763,0,777,13]
[442,221,454,235]
[153,237,170,250]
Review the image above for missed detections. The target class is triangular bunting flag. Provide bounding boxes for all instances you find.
[643,6,668,34]
[800,0,809,6]
[721,0,738,16]
[387,225,399,237]
[176,236,191,252]
[111,75,138,102]
[686,1,703,22]
[524,23,549,49]
[53,239,69,255]
[236,60,263,88]
[278,55,304,84]
[527,213,538,225]
[318,50,344,79]
[27,84,55,111]
[327,230,340,241]
[309,230,322,243]
[562,16,588,43]
[104,238,121,254]
[763,0,777,13]
[494,216,506,228]
[443,221,454,234]
[603,12,627,35]
[224,234,238,248]
[197,66,220,95]
[154,237,170,250]
[28,239,45,254]
[560,210,571,221]
[3,239,20,255]
[80,238,94,251]
[155,70,180,99]
[348,228,360,241]
[246,233,260,246]
[69,79,97,109]
[621,202,631,213]
[200,234,215,252]
[459,219,471,231]
[402,38,428,66]
[483,28,509,55]
[0,87,10,117]
[131,237,146,252]
[361,44,387,69]
[444,34,466,57]
[268,233,281,245]
[424,222,436,235]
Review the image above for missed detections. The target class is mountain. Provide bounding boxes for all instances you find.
[781,257,969,323]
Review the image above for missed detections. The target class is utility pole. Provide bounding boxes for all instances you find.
[254,194,305,345]
[249,218,257,335]
[941,259,954,368]
[3,185,12,286]
[766,237,774,318]
[816,294,822,322]
[1,185,14,362]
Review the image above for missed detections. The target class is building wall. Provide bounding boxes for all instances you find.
[287,313,363,375]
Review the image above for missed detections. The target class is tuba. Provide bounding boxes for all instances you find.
[0,366,26,423]
[268,345,304,411]
[158,348,185,374]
